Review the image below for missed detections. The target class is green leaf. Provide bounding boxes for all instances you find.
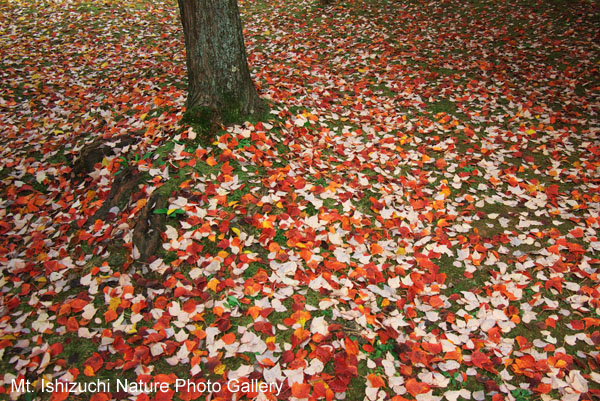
[237,138,251,149]
[227,295,241,308]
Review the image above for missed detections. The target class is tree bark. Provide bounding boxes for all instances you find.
[178,0,265,121]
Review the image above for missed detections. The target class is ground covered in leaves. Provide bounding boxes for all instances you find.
[1,0,599,400]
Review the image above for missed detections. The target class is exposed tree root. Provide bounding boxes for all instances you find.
[83,167,142,228]
[73,134,170,262]
[132,191,167,262]
[72,135,137,177]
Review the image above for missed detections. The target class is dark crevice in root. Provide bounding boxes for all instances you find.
[132,191,167,262]
[83,167,143,229]
[72,135,137,177]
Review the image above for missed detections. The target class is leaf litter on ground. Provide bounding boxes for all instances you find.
[0,0,599,400]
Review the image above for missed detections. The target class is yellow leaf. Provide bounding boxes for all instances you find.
[207,278,219,292]
[231,227,241,237]
[166,208,177,215]
[214,364,226,375]
[397,247,406,255]
[109,297,121,311]
[101,157,109,167]
[83,365,95,377]
[127,323,137,334]
[101,62,108,68]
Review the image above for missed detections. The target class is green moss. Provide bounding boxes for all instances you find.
[243,262,262,279]
[106,244,128,268]
[345,360,368,400]
[182,106,214,128]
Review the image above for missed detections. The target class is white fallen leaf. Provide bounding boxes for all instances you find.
[81,304,96,320]
[150,343,165,356]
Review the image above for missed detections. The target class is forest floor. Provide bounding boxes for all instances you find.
[1,0,599,400]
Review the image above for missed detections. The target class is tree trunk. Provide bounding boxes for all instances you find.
[178,0,265,121]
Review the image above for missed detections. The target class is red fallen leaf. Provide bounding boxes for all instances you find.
[428,295,444,308]
[90,394,110,401]
[104,309,118,323]
[567,242,585,253]
[570,320,585,330]
[313,381,334,401]
[49,342,63,357]
[545,277,563,293]
[584,317,600,329]
[291,382,311,398]
[84,353,104,373]
[416,256,437,270]
[435,158,447,169]
[409,349,430,366]
[362,344,374,352]
[66,317,79,332]
[471,351,497,373]
[484,380,501,392]
[173,287,189,298]
[569,228,584,238]
[405,378,430,396]
[546,184,559,198]
[515,336,532,350]
[370,243,383,255]
[50,388,69,401]
[70,298,89,311]
[487,327,501,344]
[155,374,177,385]
[179,384,203,401]
[344,337,359,355]
[534,383,552,394]
[421,342,442,354]
[154,389,174,401]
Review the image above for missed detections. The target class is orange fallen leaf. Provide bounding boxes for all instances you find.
[221,332,236,345]
[405,378,430,396]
